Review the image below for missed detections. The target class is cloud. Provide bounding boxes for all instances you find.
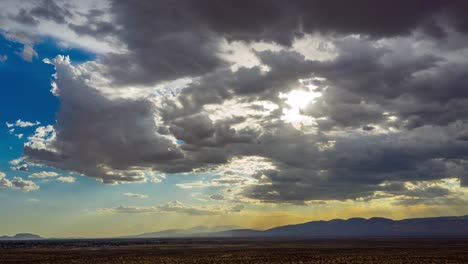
[98,200,244,215]
[0,172,13,189]
[0,30,40,62]
[11,177,39,192]
[123,192,148,199]
[4,1,468,205]
[6,119,41,128]
[24,56,182,184]
[79,1,227,86]
[1,173,38,192]
[0,54,7,62]
[18,44,38,62]
[29,171,58,178]
[210,194,225,200]
[9,157,30,171]
[27,0,73,24]
[56,176,75,183]
[11,164,29,171]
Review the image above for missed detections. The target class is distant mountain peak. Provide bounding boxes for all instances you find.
[0,233,43,240]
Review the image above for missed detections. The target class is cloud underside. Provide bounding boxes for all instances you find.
[4,0,468,204]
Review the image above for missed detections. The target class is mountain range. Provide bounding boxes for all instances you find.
[2,215,468,240]
[126,215,468,238]
[241,215,468,237]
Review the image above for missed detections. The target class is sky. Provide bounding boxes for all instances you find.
[1,0,468,238]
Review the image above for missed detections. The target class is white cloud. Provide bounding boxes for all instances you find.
[176,156,274,192]
[9,157,29,171]
[27,198,40,202]
[123,192,148,199]
[6,119,41,128]
[24,125,56,151]
[11,177,39,192]
[0,54,7,62]
[0,172,13,189]
[29,171,58,178]
[15,134,24,139]
[56,176,76,183]
[9,157,25,166]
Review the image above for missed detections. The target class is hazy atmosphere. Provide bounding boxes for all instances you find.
[1,0,468,238]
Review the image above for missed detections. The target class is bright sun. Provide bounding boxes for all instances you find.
[279,80,323,127]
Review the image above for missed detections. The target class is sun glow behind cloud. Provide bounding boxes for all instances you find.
[279,78,324,128]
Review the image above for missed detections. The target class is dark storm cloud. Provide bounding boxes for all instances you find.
[169,114,254,148]
[244,127,468,202]
[97,0,227,85]
[166,0,468,44]
[62,0,468,86]
[14,0,468,203]
[140,34,468,201]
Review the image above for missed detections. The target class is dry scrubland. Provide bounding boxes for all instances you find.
[1,238,467,264]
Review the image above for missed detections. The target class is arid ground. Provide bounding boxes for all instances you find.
[1,238,467,263]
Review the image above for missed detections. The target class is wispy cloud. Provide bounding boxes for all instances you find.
[56,176,76,183]
[6,119,41,128]
[29,171,59,178]
[98,201,244,216]
[123,192,148,199]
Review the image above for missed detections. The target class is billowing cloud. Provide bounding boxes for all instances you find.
[24,56,182,184]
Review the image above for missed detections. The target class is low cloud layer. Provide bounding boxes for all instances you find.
[98,201,244,216]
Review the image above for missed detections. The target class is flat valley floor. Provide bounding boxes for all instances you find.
[1,238,467,263]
